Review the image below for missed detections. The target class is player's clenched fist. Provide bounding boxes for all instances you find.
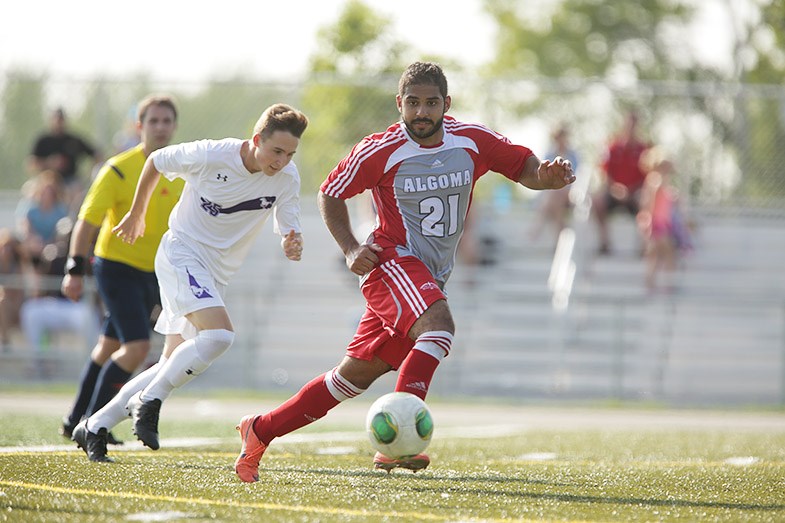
[346,242,382,276]
[282,230,303,261]
[538,156,576,189]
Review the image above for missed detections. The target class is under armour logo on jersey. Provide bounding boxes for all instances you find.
[217,173,228,181]
[431,159,444,169]
[199,196,276,216]
[187,268,213,299]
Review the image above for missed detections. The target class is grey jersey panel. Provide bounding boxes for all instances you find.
[392,147,475,286]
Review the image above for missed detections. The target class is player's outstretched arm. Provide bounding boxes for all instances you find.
[282,230,303,261]
[518,155,576,191]
[112,157,161,244]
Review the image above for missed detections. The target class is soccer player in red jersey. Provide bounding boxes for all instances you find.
[234,62,575,482]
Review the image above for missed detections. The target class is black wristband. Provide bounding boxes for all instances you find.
[65,255,86,276]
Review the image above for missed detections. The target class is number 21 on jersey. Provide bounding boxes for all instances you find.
[419,194,461,237]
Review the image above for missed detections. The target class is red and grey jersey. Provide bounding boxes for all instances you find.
[321,115,533,286]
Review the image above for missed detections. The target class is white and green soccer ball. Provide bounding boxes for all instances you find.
[365,392,434,459]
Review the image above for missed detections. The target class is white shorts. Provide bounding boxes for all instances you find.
[154,232,227,339]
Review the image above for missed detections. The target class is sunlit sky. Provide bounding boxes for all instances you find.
[0,0,734,83]
[0,0,495,82]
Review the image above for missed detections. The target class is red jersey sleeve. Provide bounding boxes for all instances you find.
[320,126,407,200]
[449,120,533,182]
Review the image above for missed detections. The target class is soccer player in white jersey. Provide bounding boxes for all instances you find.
[71,104,308,462]
[233,62,575,482]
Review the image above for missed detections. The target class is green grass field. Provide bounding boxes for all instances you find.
[1,391,784,522]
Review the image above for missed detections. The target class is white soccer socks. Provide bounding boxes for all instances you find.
[87,357,167,433]
[141,329,235,402]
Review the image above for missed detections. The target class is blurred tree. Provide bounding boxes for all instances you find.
[0,72,46,190]
[483,0,692,80]
[728,0,785,200]
[78,76,156,154]
[481,0,785,202]
[307,0,407,77]
[734,0,785,84]
[176,79,293,144]
[298,0,408,193]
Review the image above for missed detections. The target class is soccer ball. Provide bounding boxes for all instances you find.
[366,392,434,459]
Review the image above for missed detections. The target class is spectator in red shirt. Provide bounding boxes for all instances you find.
[592,110,650,255]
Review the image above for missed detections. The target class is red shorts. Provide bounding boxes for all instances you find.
[345,254,446,369]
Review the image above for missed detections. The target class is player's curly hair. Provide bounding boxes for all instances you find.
[254,103,309,139]
[398,62,448,99]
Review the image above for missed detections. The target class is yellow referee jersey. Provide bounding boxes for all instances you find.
[78,144,184,272]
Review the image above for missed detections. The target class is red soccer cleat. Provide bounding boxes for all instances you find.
[373,451,430,473]
[234,415,267,483]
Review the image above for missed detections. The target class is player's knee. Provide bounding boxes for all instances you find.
[326,366,368,401]
[337,357,390,391]
[195,328,235,363]
[118,340,152,367]
[105,339,150,370]
[414,330,454,360]
[90,336,121,362]
[412,300,455,336]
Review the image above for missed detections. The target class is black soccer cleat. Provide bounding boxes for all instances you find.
[71,420,114,463]
[127,392,162,450]
[63,416,123,445]
[105,431,124,446]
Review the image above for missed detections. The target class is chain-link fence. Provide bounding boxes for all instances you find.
[2,73,784,211]
[2,73,785,405]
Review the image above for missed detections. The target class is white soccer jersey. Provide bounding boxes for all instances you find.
[151,138,301,285]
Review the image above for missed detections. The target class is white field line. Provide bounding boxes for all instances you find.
[0,423,526,454]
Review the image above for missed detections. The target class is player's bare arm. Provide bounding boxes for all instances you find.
[282,230,303,261]
[61,218,100,301]
[318,192,381,276]
[112,158,162,244]
[518,155,575,190]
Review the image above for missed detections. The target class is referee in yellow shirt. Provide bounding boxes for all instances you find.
[60,95,184,443]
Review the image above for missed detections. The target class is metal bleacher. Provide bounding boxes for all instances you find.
[217,196,785,407]
[2,189,784,407]
[443,204,785,406]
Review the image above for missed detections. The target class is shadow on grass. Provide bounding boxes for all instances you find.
[28,454,783,516]
[262,465,568,487]
[260,465,785,514]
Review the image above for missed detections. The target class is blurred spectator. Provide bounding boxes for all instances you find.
[0,228,31,352]
[592,110,650,255]
[29,107,102,212]
[20,218,100,376]
[16,170,70,268]
[529,125,580,243]
[636,147,693,292]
